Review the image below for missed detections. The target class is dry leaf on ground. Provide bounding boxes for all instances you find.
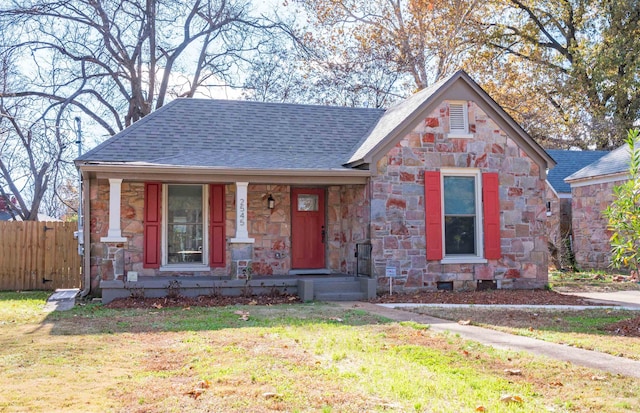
[233,310,250,321]
[500,394,524,404]
[197,380,211,389]
[184,389,203,399]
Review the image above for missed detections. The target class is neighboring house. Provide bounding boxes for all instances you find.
[0,194,19,221]
[544,150,608,269]
[75,70,556,303]
[0,194,61,222]
[565,144,632,270]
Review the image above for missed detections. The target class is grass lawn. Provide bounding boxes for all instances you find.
[0,292,639,412]
[411,270,640,361]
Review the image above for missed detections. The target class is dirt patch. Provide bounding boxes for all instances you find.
[603,316,640,337]
[371,289,602,306]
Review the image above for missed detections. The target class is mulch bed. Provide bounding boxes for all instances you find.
[104,294,301,309]
[105,289,599,309]
[602,316,640,337]
[370,289,604,306]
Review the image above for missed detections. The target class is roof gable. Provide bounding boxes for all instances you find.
[346,70,555,177]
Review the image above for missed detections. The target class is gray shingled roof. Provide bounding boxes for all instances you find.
[546,149,608,193]
[78,70,554,174]
[78,99,385,170]
[565,144,631,182]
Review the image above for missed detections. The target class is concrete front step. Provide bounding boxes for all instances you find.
[100,275,377,304]
[313,280,363,294]
[315,292,367,301]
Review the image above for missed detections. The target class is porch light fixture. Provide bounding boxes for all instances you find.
[267,194,275,209]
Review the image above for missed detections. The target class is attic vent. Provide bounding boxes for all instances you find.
[449,102,468,134]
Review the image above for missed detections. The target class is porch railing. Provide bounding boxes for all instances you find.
[355,242,372,277]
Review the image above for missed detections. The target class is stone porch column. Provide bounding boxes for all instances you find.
[230,181,255,243]
[230,182,254,279]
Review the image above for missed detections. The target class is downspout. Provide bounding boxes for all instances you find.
[80,171,91,297]
[74,117,90,297]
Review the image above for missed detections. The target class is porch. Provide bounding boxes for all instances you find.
[100,274,377,304]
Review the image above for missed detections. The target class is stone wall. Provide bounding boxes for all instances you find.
[246,184,291,276]
[328,184,370,274]
[571,180,623,270]
[371,101,548,291]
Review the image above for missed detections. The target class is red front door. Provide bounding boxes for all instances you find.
[291,188,326,269]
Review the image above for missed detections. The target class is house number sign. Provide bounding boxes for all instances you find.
[239,198,246,227]
[231,182,254,243]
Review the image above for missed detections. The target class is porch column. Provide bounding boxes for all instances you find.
[100,178,127,243]
[230,181,255,243]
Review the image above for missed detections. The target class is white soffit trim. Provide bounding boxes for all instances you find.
[567,172,630,188]
[78,163,370,184]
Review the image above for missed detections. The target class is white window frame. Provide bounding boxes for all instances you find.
[447,101,473,138]
[160,184,210,271]
[440,168,487,264]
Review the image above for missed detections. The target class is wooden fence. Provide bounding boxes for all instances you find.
[0,221,82,291]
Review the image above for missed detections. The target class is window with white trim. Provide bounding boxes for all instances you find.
[163,184,208,266]
[442,169,484,260]
[448,101,469,136]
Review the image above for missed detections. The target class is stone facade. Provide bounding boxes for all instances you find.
[371,101,549,291]
[329,185,370,274]
[87,179,367,290]
[571,180,623,270]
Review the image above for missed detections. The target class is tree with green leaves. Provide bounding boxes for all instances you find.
[478,0,640,149]
[604,129,640,278]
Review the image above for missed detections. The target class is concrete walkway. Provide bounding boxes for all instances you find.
[564,290,640,308]
[44,289,79,312]
[336,301,640,379]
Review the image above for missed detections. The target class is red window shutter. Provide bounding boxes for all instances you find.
[482,173,501,260]
[209,184,226,267]
[143,182,161,269]
[424,171,443,260]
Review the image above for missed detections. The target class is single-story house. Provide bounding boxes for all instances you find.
[544,150,608,269]
[75,70,556,303]
[565,144,632,270]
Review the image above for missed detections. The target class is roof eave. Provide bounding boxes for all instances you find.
[76,162,371,185]
[565,171,629,187]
